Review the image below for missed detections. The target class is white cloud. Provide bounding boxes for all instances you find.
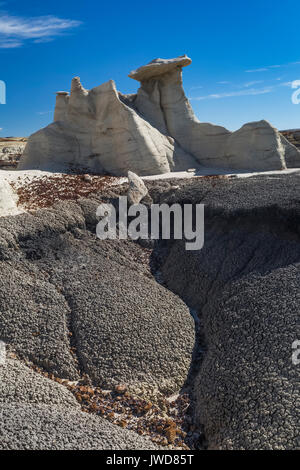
[190,78,300,101]
[189,85,203,90]
[245,67,269,73]
[0,14,81,48]
[190,87,274,100]
[245,61,300,73]
[280,81,295,87]
[0,39,22,48]
[242,80,264,88]
[245,65,282,73]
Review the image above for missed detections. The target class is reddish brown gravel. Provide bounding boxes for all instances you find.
[12,174,119,210]
[15,354,197,450]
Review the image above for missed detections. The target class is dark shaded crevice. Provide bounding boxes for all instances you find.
[33,266,86,380]
[58,287,86,378]
[148,204,300,449]
[148,240,207,449]
[59,286,92,384]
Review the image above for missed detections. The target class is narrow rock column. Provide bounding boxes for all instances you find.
[129,56,231,166]
[54,91,69,122]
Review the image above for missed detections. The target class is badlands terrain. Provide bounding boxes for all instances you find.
[0,56,299,450]
[0,169,299,450]
[0,137,27,170]
[281,129,300,150]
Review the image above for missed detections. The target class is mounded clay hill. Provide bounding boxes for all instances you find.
[0,174,299,450]
[0,56,299,450]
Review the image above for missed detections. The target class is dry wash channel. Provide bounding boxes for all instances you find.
[149,173,300,450]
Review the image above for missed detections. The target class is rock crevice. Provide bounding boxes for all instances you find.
[148,175,300,450]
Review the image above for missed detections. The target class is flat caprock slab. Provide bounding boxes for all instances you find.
[129,55,192,81]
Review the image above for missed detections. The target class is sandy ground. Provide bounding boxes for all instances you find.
[1,167,300,217]
[142,167,300,180]
[0,170,126,216]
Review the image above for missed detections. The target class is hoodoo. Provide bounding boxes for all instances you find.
[19,56,300,175]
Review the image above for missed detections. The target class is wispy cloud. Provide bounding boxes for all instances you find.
[188,61,300,101]
[280,81,295,87]
[37,110,52,115]
[245,65,282,73]
[189,85,203,90]
[241,80,264,88]
[189,78,299,101]
[190,87,274,101]
[245,67,268,73]
[0,39,22,48]
[245,61,300,73]
[0,14,82,48]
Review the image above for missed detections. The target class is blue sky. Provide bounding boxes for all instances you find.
[0,0,300,136]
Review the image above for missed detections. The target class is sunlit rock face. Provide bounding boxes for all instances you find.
[19,56,300,175]
[129,56,300,171]
[19,79,179,176]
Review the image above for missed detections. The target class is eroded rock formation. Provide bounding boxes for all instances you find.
[19,79,186,175]
[129,57,299,171]
[0,137,26,169]
[19,56,300,175]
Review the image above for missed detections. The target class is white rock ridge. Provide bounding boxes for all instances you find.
[0,180,19,216]
[19,79,185,175]
[129,56,300,171]
[19,56,300,175]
